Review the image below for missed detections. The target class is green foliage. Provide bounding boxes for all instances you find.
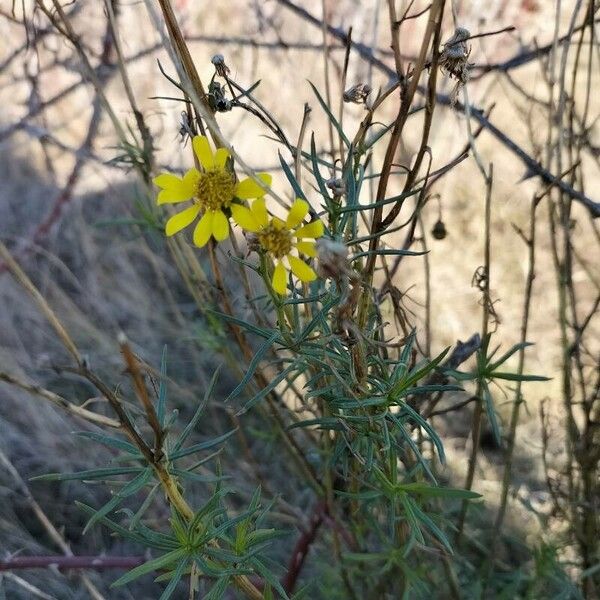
[446,334,550,444]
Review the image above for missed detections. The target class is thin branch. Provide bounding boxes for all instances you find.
[281,501,325,594]
[0,555,146,572]
[0,372,120,428]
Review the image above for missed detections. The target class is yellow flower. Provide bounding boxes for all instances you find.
[231,198,324,295]
[153,135,272,247]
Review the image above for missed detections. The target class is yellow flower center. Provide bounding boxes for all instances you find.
[257,222,293,259]
[195,168,235,211]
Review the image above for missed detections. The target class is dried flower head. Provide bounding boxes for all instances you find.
[343,83,372,105]
[178,110,194,142]
[211,54,230,77]
[316,237,350,280]
[439,27,472,106]
[153,135,271,247]
[232,198,324,295]
[208,81,232,112]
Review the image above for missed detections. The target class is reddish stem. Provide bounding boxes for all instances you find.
[0,555,146,572]
[281,501,326,594]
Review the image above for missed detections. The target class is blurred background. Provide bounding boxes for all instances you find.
[1,0,599,597]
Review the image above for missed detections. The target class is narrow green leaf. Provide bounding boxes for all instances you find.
[172,366,220,453]
[490,371,550,382]
[77,502,178,550]
[335,489,383,501]
[350,248,425,260]
[394,405,445,466]
[308,81,351,147]
[112,548,187,587]
[129,483,160,531]
[207,311,281,341]
[487,342,534,372]
[226,332,279,402]
[364,120,395,149]
[287,417,345,431]
[338,186,422,213]
[237,363,297,415]
[31,467,144,482]
[279,152,307,200]
[398,493,425,545]
[73,432,140,456]
[398,483,481,500]
[482,380,501,445]
[158,558,188,600]
[203,576,230,600]
[411,503,452,554]
[84,468,153,534]
[252,557,290,599]
[170,429,237,460]
[157,345,168,425]
[309,133,332,203]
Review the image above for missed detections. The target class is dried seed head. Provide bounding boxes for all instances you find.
[178,110,194,142]
[443,27,470,56]
[211,54,230,77]
[208,81,232,112]
[439,27,473,107]
[431,219,447,240]
[316,238,349,279]
[326,177,346,197]
[343,83,372,105]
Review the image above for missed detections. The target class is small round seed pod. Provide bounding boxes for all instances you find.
[431,219,447,240]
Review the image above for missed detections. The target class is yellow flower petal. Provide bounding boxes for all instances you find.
[235,173,272,199]
[193,135,214,169]
[182,168,200,189]
[295,240,317,257]
[295,220,324,239]
[231,204,261,233]
[153,173,181,189]
[272,216,286,229]
[288,255,317,282]
[165,205,200,236]
[286,198,309,229]
[211,210,230,241]
[158,189,192,204]
[193,211,213,247]
[214,147,230,168]
[251,198,269,227]
[154,171,196,204]
[272,262,287,295]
